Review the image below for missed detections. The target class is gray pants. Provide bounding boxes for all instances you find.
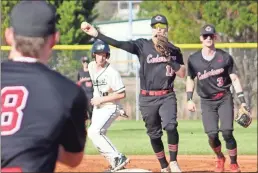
[201,92,234,134]
[139,92,178,139]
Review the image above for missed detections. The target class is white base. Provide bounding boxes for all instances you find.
[115,168,152,172]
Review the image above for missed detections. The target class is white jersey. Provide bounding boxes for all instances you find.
[88,61,125,107]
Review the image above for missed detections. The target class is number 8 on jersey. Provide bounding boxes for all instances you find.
[1,86,29,136]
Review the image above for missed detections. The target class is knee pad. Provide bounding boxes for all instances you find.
[222,130,234,142]
[164,123,177,132]
[208,133,219,140]
[165,123,179,144]
[207,133,220,147]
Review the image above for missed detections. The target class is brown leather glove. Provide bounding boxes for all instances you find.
[235,105,252,128]
[153,35,171,57]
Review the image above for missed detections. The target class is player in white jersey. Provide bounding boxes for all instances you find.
[87,40,130,172]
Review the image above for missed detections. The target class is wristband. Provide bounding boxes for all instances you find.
[168,61,181,72]
[187,92,193,101]
[237,92,246,103]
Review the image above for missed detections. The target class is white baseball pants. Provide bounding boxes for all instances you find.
[87,105,120,164]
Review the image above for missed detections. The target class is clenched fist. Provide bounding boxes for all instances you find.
[81,21,98,37]
[187,100,196,112]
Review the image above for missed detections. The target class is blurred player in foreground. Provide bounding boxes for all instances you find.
[1,1,88,172]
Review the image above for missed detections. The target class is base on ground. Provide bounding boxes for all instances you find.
[115,168,152,172]
[55,155,257,172]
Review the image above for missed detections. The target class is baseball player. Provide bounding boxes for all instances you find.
[186,24,252,172]
[81,14,185,172]
[1,1,88,172]
[77,56,94,122]
[87,40,130,172]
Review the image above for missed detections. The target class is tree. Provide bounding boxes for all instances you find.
[1,0,99,81]
[1,0,19,45]
[138,1,257,43]
[138,1,257,116]
[93,1,117,22]
[47,0,99,81]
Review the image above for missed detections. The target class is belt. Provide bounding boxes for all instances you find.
[101,92,109,96]
[211,91,226,100]
[140,89,174,96]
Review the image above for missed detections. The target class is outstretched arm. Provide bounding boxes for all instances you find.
[81,22,139,55]
[97,33,137,54]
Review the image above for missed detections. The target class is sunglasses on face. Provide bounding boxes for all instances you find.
[152,23,167,29]
[203,34,215,40]
[82,60,88,63]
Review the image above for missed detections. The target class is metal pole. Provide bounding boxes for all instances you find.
[128,1,133,40]
[128,1,139,121]
[128,1,133,73]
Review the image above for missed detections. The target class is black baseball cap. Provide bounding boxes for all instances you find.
[10,0,57,37]
[150,14,168,27]
[200,24,216,35]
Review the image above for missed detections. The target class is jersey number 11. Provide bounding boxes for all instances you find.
[166,65,175,76]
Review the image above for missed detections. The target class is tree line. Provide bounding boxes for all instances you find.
[138,1,257,114]
[1,1,257,114]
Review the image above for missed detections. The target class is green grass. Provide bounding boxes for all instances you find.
[84,120,257,155]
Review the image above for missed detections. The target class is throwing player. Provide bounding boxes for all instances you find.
[81,14,185,172]
[186,24,251,172]
[77,56,94,122]
[87,40,130,172]
[1,1,88,172]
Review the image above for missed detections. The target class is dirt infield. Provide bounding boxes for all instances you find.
[56,155,257,172]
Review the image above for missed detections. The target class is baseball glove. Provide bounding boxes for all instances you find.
[119,109,129,118]
[154,35,171,57]
[235,105,252,128]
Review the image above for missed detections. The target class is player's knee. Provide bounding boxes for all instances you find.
[222,130,234,142]
[208,133,219,143]
[87,127,99,139]
[164,123,177,132]
[147,129,163,139]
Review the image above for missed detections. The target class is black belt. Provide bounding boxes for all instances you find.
[101,92,109,96]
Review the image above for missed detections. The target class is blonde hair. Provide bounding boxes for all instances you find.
[14,34,48,58]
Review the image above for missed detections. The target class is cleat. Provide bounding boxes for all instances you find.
[169,161,182,172]
[111,154,130,172]
[161,166,171,172]
[104,166,125,173]
[230,164,241,172]
[215,156,226,172]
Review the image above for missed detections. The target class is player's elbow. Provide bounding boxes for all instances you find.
[118,91,126,99]
[62,151,84,167]
[58,146,84,168]
[230,74,239,83]
[68,152,84,167]
[177,69,186,78]
[176,66,186,78]
[180,71,186,78]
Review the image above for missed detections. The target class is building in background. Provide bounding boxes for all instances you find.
[94,19,151,75]
[111,1,142,20]
[94,1,143,22]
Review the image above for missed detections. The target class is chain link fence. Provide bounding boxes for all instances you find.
[1,45,257,120]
